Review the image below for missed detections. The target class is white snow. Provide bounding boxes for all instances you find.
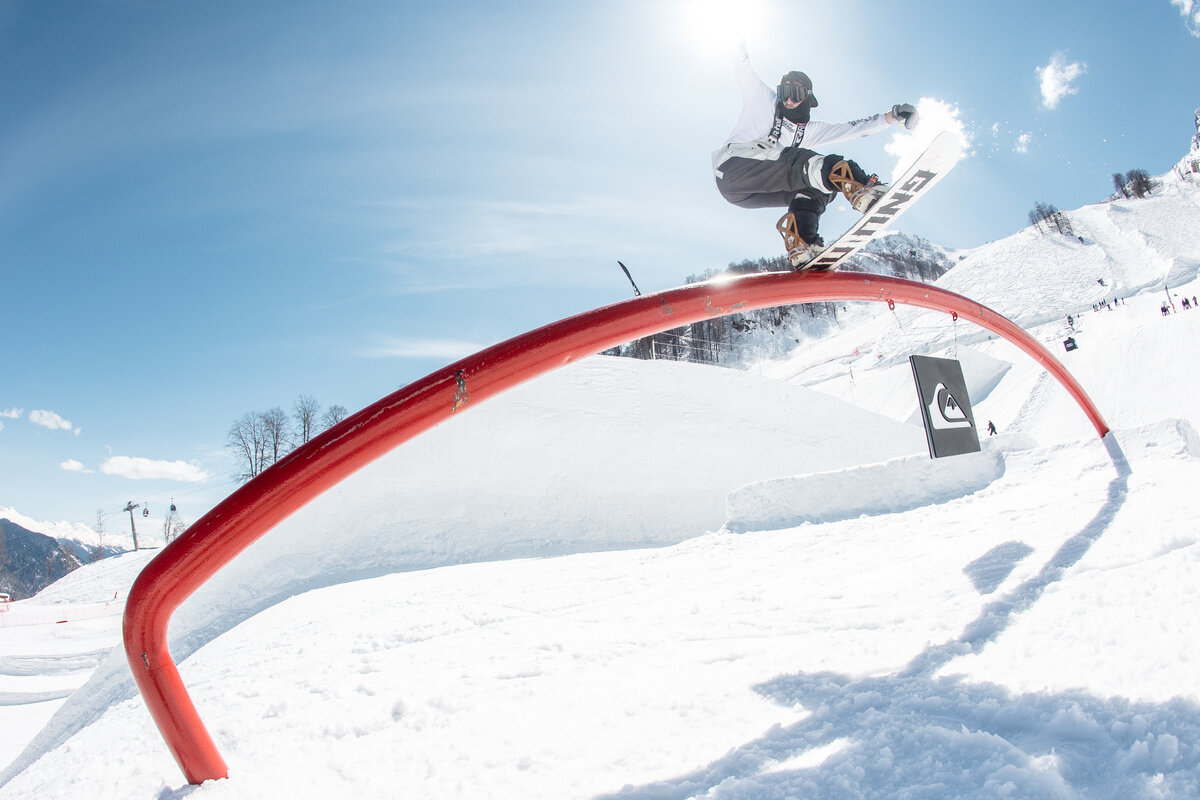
[3,172,1200,798]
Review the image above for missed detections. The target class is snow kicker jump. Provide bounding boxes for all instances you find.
[123,272,1108,785]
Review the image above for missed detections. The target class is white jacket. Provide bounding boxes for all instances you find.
[713,43,890,176]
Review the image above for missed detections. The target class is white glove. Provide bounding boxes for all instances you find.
[891,103,919,130]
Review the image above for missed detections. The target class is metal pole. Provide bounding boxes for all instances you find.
[123,501,141,551]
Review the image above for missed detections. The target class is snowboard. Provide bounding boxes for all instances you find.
[796,130,962,273]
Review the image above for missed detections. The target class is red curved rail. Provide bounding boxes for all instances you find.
[123,272,1108,784]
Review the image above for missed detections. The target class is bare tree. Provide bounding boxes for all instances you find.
[261,406,292,465]
[227,412,271,481]
[228,400,350,482]
[1112,172,1130,198]
[1050,208,1073,237]
[162,506,187,544]
[321,404,349,430]
[1029,201,1073,237]
[1127,169,1154,198]
[294,394,321,444]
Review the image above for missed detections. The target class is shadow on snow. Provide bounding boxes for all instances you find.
[597,438,1200,799]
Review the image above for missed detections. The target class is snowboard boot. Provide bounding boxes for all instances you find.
[826,159,886,214]
[776,213,826,269]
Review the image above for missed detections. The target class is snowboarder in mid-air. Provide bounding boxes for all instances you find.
[712,41,920,268]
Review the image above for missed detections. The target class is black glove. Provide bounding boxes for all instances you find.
[891,103,919,130]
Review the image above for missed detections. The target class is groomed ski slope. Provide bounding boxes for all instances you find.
[3,173,1200,797]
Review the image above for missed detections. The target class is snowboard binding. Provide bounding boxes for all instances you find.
[827,160,886,214]
[776,213,827,270]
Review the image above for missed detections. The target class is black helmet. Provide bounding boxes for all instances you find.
[778,71,818,107]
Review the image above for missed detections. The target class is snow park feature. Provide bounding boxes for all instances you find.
[5,150,1200,799]
[115,272,1106,786]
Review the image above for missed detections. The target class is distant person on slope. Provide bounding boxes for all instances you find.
[712,41,920,268]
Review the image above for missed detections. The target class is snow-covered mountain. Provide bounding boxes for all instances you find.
[4,135,1200,797]
[0,507,132,601]
[0,519,80,600]
[842,229,967,279]
[0,506,133,566]
[1180,106,1200,172]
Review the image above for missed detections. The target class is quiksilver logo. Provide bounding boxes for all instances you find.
[928,382,973,430]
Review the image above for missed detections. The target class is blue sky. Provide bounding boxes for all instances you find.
[3,0,1199,529]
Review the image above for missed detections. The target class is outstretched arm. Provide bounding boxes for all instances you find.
[730,40,777,112]
[722,40,782,145]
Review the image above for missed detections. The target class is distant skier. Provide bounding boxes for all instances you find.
[987,420,998,436]
[712,41,920,267]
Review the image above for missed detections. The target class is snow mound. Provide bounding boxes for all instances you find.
[27,550,157,606]
[956,345,1012,405]
[0,355,927,785]
[190,356,925,641]
[725,434,1033,532]
[1104,418,1200,464]
[10,423,1200,799]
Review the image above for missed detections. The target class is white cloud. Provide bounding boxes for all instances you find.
[60,459,93,473]
[1015,133,1034,154]
[883,97,973,182]
[1,407,21,418]
[1037,53,1086,110]
[1170,0,1200,36]
[29,409,73,431]
[100,456,210,482]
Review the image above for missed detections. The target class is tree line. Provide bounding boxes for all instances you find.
[226,395,349,481]
[605,255,845,366]
[1030,166,1156,239]
[1028,202,1075,237]
[1112,169,1156,199]
[606,239,956,367]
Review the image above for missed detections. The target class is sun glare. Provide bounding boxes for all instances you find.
[676,0,767,54]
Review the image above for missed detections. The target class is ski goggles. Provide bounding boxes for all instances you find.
[778,83,809,104]
[777,72,816,106]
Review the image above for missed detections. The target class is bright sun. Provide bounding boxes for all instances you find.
[675,0,768,54]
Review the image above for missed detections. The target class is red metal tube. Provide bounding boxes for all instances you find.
[122,272,1107,784]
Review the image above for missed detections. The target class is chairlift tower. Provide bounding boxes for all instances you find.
[123,501,141,551]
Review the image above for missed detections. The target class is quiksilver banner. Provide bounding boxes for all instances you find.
[910,355,981,458]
